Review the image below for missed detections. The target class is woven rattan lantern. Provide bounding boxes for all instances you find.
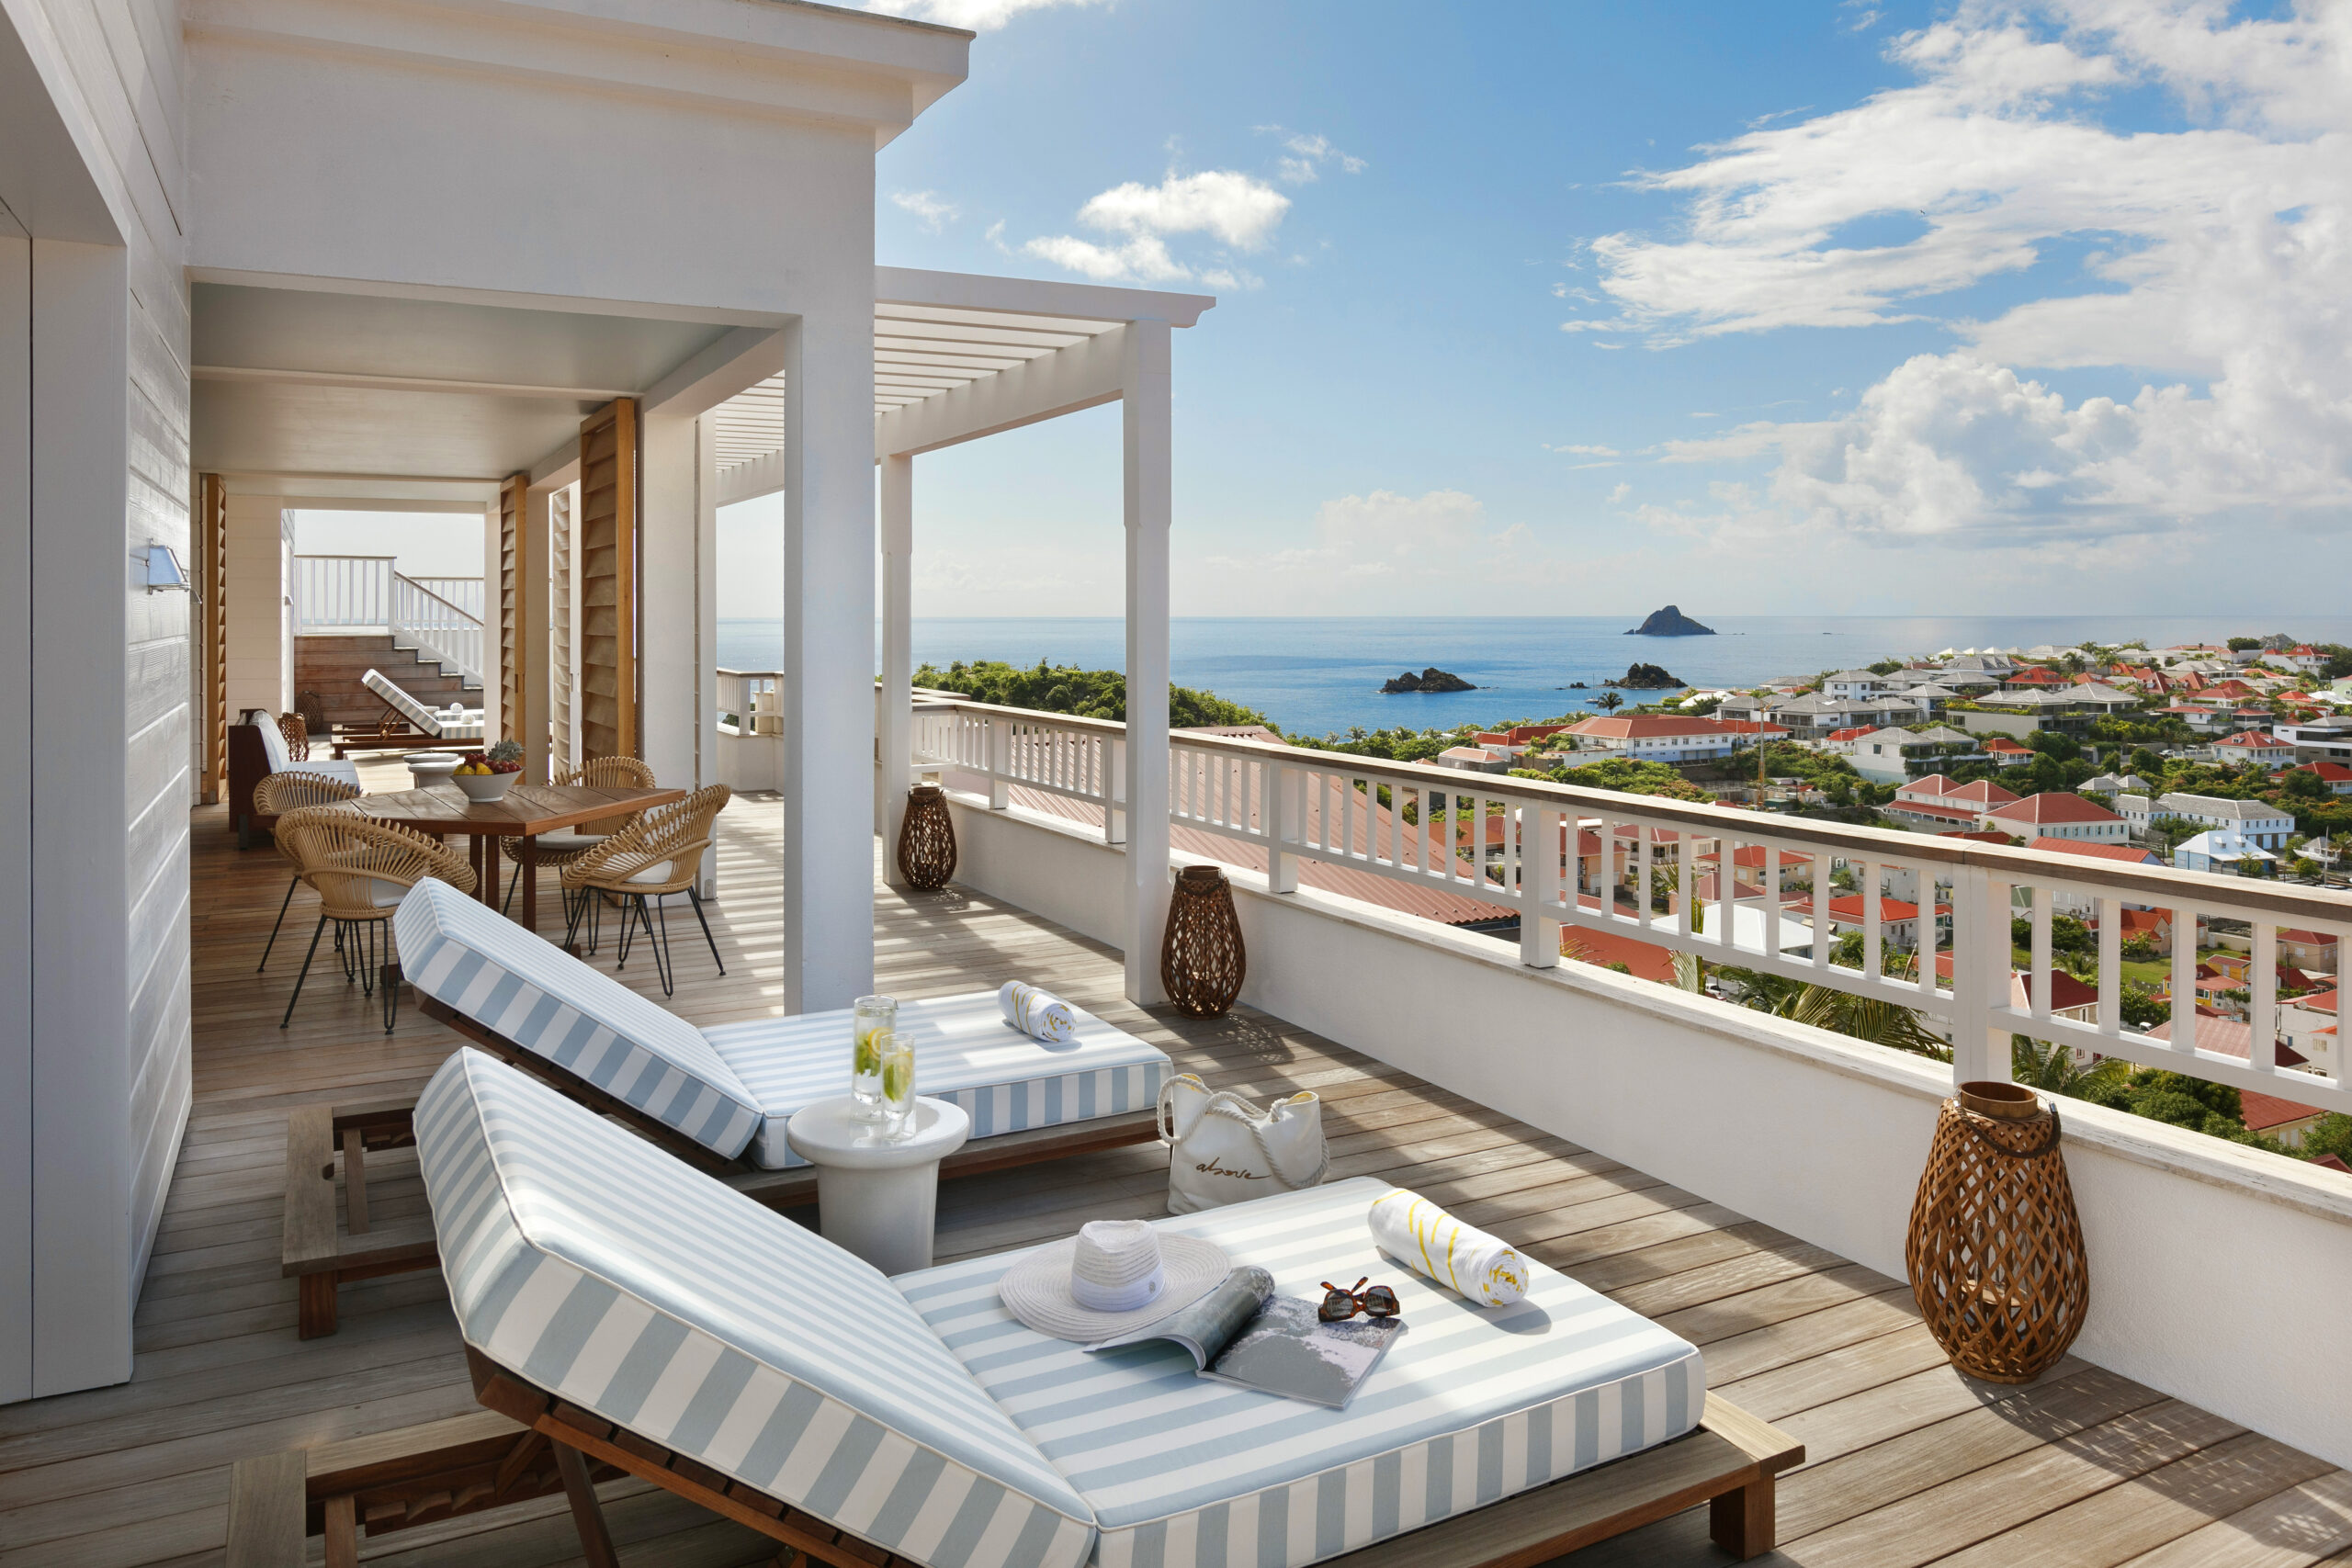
[1906,1081,2088,1384]
[896,784,957,891]
[1161,864,1245,1018]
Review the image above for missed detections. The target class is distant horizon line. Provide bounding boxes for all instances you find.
[716,613,2348,625]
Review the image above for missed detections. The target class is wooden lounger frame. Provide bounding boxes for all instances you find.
[228,1348,1802,1567]
[282,994,1164,1337]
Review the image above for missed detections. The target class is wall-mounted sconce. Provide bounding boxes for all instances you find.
[143,544,191,593]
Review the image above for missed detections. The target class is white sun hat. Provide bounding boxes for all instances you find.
[998,1219,1231,1344]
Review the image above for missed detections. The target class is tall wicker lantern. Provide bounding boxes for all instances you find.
[895,784,957,891]
[1161,864,1245,1018]
[1906,1081,2089,1384]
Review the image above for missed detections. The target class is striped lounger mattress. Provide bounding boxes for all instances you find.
[900,1177,1707,1568]
[416,1050,1706,1568]
[395,879,1169,1171]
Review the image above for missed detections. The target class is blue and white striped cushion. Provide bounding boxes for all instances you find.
[363,668,446,738]
[701,993,1170,1170]
[415,1049,1098,1568]
[396,880,762,1161]
[899,1178,1705,1568]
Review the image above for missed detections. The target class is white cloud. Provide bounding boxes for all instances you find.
[862,0,1104,30]
[1272,132,1368,184]
[1608,482,1633,502]
[1024,167,1293,285]
[1570,0,2352,548]
[1545,443,1620,457]
[889,190,959,232]
[1078,170,1291,249]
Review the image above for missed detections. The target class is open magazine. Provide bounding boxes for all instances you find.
[1086,1267,1403,1408]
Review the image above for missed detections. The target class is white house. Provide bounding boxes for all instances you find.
[2213,731,2294,767]
[1564,715,1759,762]
[1979,792,2131,843]
[2120,793,2297,854]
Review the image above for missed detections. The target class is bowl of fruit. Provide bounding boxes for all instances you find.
[451,740,525,802]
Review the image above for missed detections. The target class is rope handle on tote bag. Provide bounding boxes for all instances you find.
[1158,1077,1330,1191]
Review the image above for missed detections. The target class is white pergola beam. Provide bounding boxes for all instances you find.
[872,323,1126,460]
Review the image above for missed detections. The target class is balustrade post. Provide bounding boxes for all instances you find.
[1519,803,1559,969]
[988,718,1010,810]
[1105,736,1126,844]
[1948,864,2010,1086]
[1266,758,1297,894]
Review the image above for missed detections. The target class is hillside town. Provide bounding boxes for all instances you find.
[1272,637,2352,1168]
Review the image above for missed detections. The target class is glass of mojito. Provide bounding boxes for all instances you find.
[850,995,896,1121]
[879,1038,918,1142]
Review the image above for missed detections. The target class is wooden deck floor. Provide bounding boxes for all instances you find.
[4,780,2348,1567]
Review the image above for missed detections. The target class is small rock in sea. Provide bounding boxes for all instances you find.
[1605,662,1683,689]
[1380,667,1476,694]
[1625,604,1715,637]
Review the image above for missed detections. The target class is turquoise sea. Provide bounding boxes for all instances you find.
[714,615,2352,740]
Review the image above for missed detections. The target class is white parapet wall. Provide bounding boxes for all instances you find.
[929,785,2352,1472]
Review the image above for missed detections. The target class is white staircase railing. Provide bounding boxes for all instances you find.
[292,555,484,689]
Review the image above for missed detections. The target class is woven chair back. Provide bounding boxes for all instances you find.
[277,807,479,919]
[563,784,729,897]
[560,754,659,835]
[254,773,363,867]
[277,712,311,761]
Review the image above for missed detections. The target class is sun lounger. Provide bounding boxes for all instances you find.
[360,667,485,742]
[280,879,1170,1336]
[233,1050,1799,1568]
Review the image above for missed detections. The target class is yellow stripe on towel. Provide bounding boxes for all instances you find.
[1368,1189,1529,1306]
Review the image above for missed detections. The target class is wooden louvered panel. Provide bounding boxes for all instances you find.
[498,474,527,746]
[549,486,573,771]
[200,473,229,802]
[576,399,637,760]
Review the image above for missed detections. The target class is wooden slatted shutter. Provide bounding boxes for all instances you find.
[498,473,529,746]
[577,400,638,760]
[199,474,229,802]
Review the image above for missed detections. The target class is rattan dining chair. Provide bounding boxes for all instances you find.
[275,807,479,1032]
[499,755,658,917]
[560,784,729,996]
[252,773,363,973]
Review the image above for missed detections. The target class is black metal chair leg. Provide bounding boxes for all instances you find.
[282,916,328,1029]
[614,894,633,969]
[688,886,724,976]
[383,931,400,1033]
[651,897,675,996]
[563,886,588,953]
[258,877,299,972]
[357,922,377,998]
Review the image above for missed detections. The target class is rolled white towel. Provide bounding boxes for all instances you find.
[999,980,1077,1043]
[1368,1188,1528,1306]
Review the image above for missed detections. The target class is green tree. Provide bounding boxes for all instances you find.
[2281,766,2328,803]
[1550,757,1714,803]
[1717,968,1951,1059]
[1594,691,1624,715]
[913,660,1271,729]
[2011,1036,2129,1100]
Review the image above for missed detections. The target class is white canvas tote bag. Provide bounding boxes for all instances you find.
[1157,1073,1329,1214]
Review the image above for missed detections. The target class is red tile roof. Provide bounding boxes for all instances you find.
[2027,836,2157,863]
[2217,731,2286,748]
[2146,1016,2312,1073]
[1568,716,1750,739]
[1983,738,2034,754]
[2013,970,2098,1012]
[2295,762,2352,781]
[2314,1154,2352,1173]
[1983,792,2122,826]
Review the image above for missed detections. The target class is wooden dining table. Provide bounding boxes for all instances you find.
[255,783,686,933]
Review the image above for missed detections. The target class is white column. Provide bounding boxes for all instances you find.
[639,410,699,791]
[695,417,719,894]
[878,452,913,887]
[221,494,288,720]
[783,303,878,1012]
[1122,320,1173,1006]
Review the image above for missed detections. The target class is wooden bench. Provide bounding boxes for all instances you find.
[229,1349,1802,1567]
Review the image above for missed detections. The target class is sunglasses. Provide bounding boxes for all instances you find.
[1318,1278,1402,1323]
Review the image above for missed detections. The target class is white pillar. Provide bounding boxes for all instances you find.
[1122,320,1173,1007]
[639,410,699,791]
[783,303,878,1012]
[879,452,913,887]
[696,417,719,894]
[221,494,288,721]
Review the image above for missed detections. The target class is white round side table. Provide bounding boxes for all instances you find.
[406,752,464,790]
[784,1096,970,1275]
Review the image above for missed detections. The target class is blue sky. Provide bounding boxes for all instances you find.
[711,0,2352,619]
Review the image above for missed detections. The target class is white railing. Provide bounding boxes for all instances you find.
[292,555,396,630]
[908,694,2352,1111]
[390,575,483,688]
[718,669,785,733]
[293,555,484,688]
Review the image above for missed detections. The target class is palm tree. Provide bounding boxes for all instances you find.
[1720,967,1951,1060]
[2011,1036,2129,1099]
[1594,691,1624,714]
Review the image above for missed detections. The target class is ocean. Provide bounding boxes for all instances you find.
[715,615,2352,740]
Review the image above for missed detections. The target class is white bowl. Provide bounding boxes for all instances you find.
[407,751,464,789]
[451,769,517,803]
